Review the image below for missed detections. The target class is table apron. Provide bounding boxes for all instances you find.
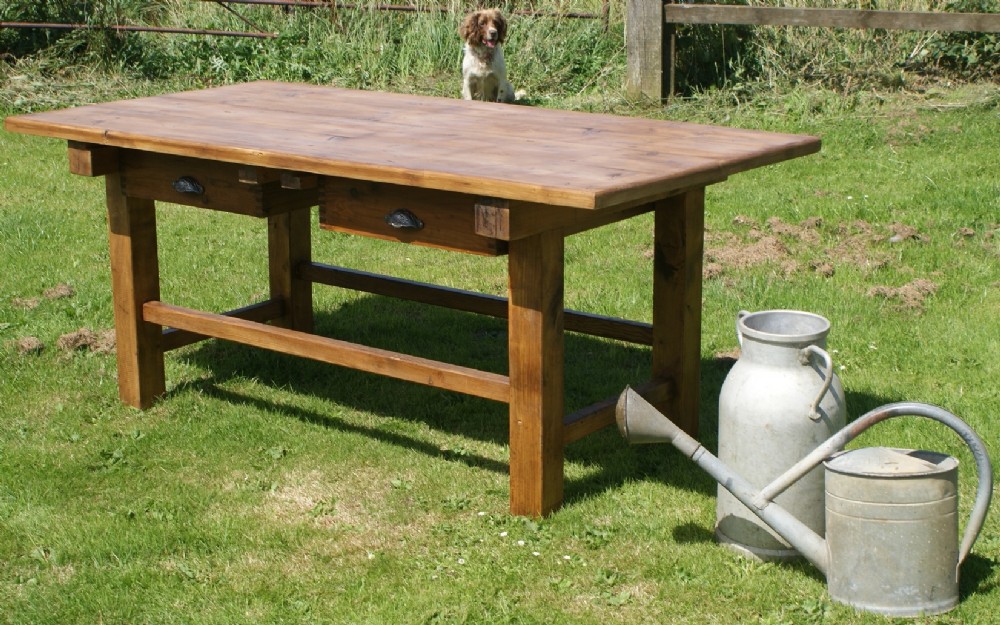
[320,178,507,255]
[119,150,318,217]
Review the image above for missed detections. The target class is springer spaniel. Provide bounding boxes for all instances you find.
[460,9,516,103]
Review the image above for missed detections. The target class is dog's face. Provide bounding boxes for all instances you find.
[460,9,507,49]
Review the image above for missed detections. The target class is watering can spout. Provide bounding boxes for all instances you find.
[616,387,830,573]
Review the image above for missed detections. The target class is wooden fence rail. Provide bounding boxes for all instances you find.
[627,0,1000,100]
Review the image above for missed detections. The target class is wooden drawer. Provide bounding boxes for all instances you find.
[319,179,507,256]
[120,150,317,217]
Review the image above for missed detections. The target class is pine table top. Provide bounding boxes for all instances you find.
[5,81,820,210]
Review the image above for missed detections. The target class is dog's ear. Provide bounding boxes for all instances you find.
[459,12,477,41]
[495,12,507,44]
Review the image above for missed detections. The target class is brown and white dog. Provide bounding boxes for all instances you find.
[460,9,516,103]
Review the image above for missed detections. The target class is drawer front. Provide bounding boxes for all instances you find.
[319,179,507,256]
[120,151,317,217]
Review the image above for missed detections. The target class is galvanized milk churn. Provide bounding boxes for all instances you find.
[717,310,847,560]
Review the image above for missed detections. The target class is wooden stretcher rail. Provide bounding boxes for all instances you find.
[562,379,670,444]
[159,299,285,351]
[300,262,655,345]
[143,301,511,402]
[147,277,659,444]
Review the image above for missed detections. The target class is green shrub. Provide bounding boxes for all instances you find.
[672,23,755,93]
[0,0,173,72]
[918,0,1000,78]
[0,0,87,59]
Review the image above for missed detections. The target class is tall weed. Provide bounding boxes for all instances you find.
[919,0,1000,78]
[2,1,621,97]
[0,0,172,70]
[673,0,1000,94]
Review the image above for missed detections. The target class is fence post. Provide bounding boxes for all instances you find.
[626,0,668,101]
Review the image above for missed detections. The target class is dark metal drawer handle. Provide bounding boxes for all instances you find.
[384,209,424,230]
[172,176,204,195]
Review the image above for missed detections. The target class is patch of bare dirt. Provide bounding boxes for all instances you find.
[704,231,792,277]
[952,226,995,250]
[7,284,118,357]
[838,219,876,236]
[704,216,835,279]
[766,216,821,245]
[867,279,940,312]
[12,297,41,310]
[56,328,116,354]
[888,222,928,243]
[703,262,724,279]
[12,283,75,309]
[11,336,45,355]
[826,220,894,271]
[43,284,75,300]
[697,217,954,282]
[810,261,836,277]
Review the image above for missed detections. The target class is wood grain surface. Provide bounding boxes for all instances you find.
[5,81,820,210]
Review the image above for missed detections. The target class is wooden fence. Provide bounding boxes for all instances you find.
[626,0,1000,100]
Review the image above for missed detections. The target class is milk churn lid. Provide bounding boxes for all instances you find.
[825,447,957,477]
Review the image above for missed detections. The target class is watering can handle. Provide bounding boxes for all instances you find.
[758,402,993,566]
[799,345,834,421]
[865,403,994,566]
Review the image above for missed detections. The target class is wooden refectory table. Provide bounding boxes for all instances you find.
[4,82,820,517]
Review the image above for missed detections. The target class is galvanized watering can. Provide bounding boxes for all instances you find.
[617,388,994,617]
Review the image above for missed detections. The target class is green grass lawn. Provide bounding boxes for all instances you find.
[1,48,999,625]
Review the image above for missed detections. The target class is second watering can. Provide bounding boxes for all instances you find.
[617,389,993,617]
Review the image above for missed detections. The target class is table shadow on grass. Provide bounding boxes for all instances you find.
[175,293,667,500]
[171,293,897,511]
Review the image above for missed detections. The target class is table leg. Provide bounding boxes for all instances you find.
[507,230,565,517]
[652,189,705,436]
[267,208,314,332]
[105,172,165,409]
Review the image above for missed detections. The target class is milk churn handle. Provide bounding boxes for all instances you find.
[799,345,834,421]
[735,310,750,347]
